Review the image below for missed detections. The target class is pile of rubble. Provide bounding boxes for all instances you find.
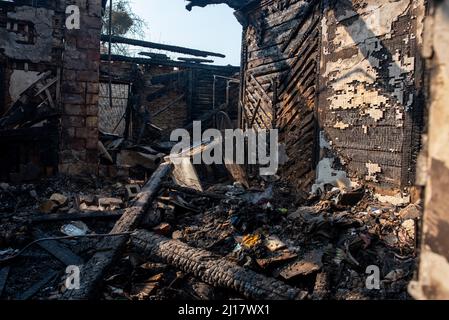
[0,175,138,299]
[104,180,419,300]
[0,164,420,300]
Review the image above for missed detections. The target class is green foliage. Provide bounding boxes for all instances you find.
[102,0,148,55]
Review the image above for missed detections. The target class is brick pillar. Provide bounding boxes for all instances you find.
[59,0,102,176]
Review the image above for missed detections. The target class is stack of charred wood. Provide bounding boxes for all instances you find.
[0,71,59,130]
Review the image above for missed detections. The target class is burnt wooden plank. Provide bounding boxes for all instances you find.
[15,270,58,301]
[101,35,225,58]
[32,210,124,223]
[32,230,84,266]
[61,162,172,299]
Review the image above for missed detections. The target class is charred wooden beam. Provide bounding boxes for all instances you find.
[101,35,225,58]
[100,54,240,73]
[161,182,226,200]
[185,0,252,11]
[131,230,306,300]
[61,163,172,300]
[32,230,84,266]
[138,52,170,60]
[31,210,124,223]
[178,57,214,64]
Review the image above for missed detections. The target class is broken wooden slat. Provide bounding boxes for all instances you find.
[138,52,170,60]
[61,162,172,299]
[98,141,113,163]
[32,230,84,266]
[152,95,185,117]
[16,270,58,300]
[279,250,323,280]
[170,156,203,192]
[31,210,124,223]
[250,99,262,127]
[131,230,307,300]
[44,89,55,109]
[101,54,239,73]
[161,182,225,200]
[178,57,214,64]
[250,74,272,103]
[34,78,57,97]
[256,251,298,269]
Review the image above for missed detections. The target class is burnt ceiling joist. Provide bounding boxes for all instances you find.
[100,54,240,72]
[100,35,226,58]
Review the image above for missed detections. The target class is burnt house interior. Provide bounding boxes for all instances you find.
[0,0,448,301]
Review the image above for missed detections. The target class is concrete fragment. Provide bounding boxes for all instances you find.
[98,197,124,209]
[265,236,287,252]
[279,250,323,280]
[50,193,68,206]
[399,204,423,220]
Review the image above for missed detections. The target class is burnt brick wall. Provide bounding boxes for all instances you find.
[59,0,102,175]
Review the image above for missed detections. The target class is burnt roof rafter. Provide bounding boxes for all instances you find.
[185,0,254,11]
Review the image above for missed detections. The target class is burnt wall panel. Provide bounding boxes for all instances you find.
[240,0,320,191]
[151,91,188,138]
[238,0,425,194]
[317,0,425,191]
[409,0,449,300]
[144,69,189,139]
[128,64,238,142]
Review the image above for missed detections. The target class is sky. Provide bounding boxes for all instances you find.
[129,0,242,66]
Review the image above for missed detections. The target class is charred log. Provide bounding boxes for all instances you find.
[131,230,307,300]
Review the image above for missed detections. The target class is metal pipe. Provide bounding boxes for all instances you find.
[108,0,113,110]
[212,75,217,111]
[226,80,230,106]
[212,75,217,128]
[213,75,240,82]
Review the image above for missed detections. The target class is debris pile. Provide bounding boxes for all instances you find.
[0,175,137,299]
[0,164,420,300]
[121,180,418,300]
